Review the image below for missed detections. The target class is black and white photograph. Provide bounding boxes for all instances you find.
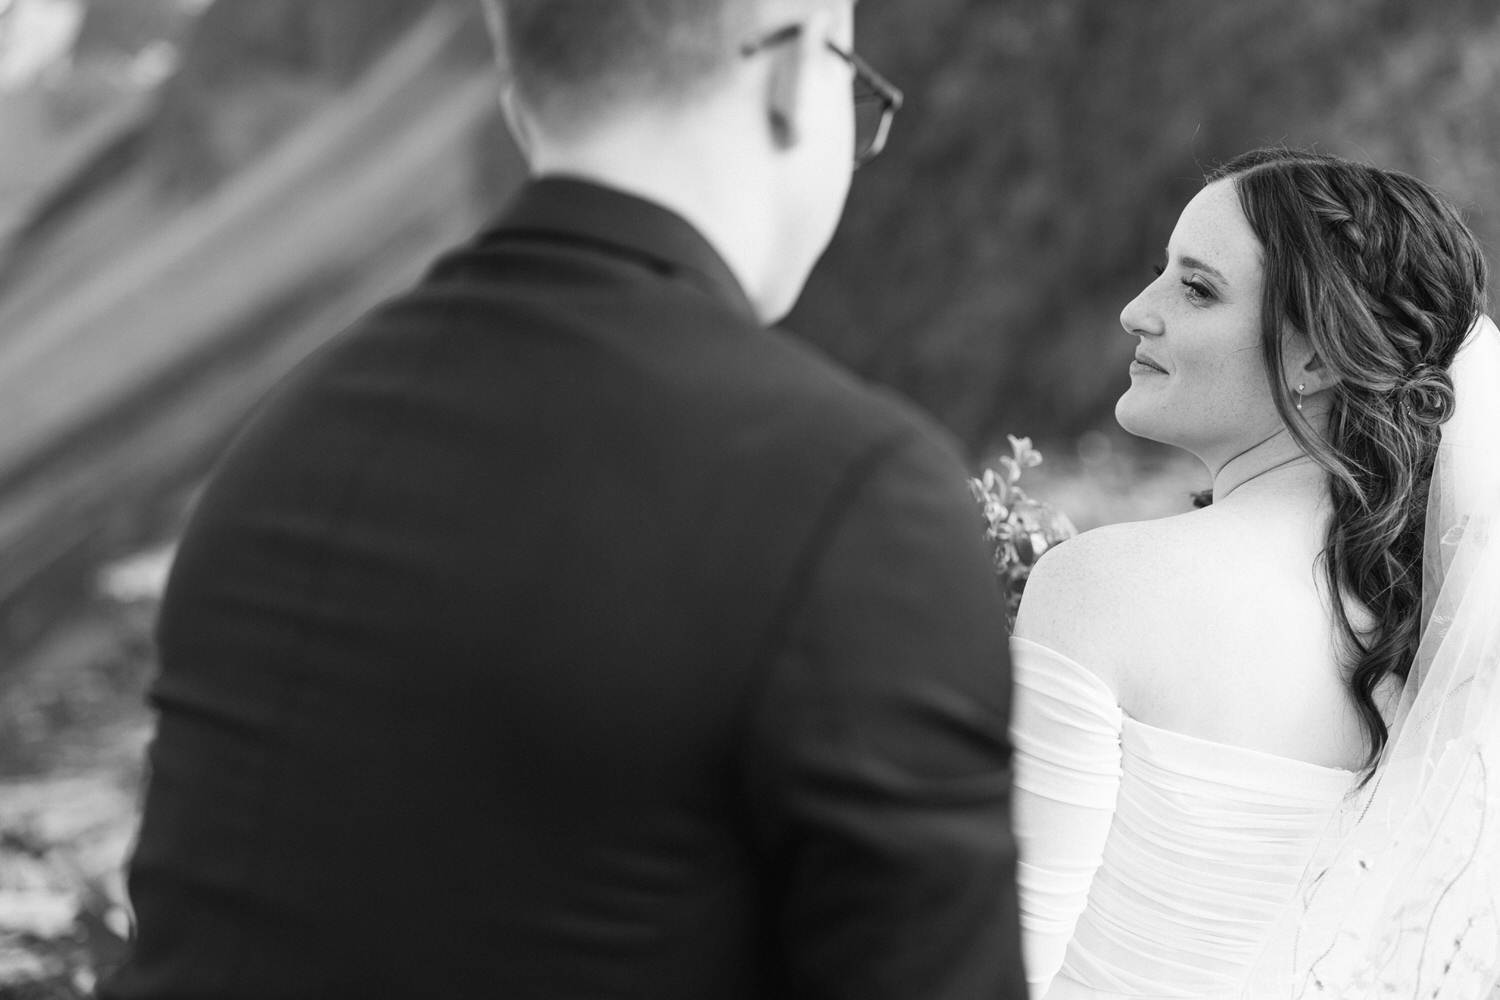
[1,1,1498,996]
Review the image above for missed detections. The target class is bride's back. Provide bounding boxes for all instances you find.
[1009,472,1382,998]
[1017,472,1378,772]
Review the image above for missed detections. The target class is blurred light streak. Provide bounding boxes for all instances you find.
[0,0,83,90]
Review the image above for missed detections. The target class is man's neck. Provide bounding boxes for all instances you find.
[527,123,778,323]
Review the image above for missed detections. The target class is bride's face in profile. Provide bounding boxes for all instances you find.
[1115,180,1280,471]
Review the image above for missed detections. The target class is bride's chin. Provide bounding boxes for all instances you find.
[1114,395,1167,445]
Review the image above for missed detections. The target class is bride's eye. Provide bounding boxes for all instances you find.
[1183,278,1215,303]
[1152,263,1166,278]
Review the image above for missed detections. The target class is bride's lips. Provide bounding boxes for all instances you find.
[1131,353,1168,375]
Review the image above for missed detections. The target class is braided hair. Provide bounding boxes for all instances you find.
[1206,148,1488,774]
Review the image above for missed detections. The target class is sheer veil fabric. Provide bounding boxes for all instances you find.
[1244,315,1500,997]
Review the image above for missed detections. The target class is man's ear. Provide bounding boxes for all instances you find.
[763,44,803,150]
[499,84,536,165]
[762,10,833,153]
[479,3,535,165]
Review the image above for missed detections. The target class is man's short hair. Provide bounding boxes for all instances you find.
[485,0,760,126]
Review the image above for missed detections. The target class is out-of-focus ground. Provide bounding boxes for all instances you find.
[0,547,159,994]
[1,0,1496,992]
[1,1,520,990]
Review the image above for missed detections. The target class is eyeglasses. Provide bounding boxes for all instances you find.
[740,25,904,167]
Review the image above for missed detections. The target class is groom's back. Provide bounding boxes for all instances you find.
[105,186,1023,999]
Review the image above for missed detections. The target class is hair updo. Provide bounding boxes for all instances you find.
[1206,147,1488,774]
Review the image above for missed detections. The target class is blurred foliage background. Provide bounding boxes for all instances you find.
[1,0,1498,989]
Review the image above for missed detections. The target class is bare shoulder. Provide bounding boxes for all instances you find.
[1013,510,1207,694]
[1016,500,1371,766]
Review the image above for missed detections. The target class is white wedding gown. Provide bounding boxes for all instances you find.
[1012,317,1500,999]
[1011,637,1359,999]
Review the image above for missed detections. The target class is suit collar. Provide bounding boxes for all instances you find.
[485,176,760,326]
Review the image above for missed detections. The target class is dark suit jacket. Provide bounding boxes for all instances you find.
[103,178,1025,999]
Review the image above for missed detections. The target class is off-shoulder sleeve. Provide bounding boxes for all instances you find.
[1008,637,1123,999]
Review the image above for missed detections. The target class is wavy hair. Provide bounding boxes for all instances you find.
[1205,148,1487,774]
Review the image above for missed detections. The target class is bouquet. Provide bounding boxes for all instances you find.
[968,435,1078,632]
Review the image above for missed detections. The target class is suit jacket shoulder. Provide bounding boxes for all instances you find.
[117,179,1024,1000]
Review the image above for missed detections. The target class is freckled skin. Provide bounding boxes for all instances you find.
[1115,181,1283,477]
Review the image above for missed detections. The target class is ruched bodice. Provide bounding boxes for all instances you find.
[1010,638,1358,999]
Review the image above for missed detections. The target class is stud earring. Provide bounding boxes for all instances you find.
[1296,383,1306,412]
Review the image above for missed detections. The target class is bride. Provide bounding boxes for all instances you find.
[1010,147,1500,998]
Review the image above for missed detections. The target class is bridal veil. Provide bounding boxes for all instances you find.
[1245,314,1500,996]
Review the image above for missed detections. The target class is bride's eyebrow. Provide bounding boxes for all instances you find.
[1167,249,1230,287]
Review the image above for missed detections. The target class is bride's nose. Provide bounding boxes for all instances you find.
[1119,281,1163,339]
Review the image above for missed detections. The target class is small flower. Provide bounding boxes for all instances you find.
[970,470,1012,532]
[968,435,1078,632]
[980,467,1012,506]
[1008,434,1044,470]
